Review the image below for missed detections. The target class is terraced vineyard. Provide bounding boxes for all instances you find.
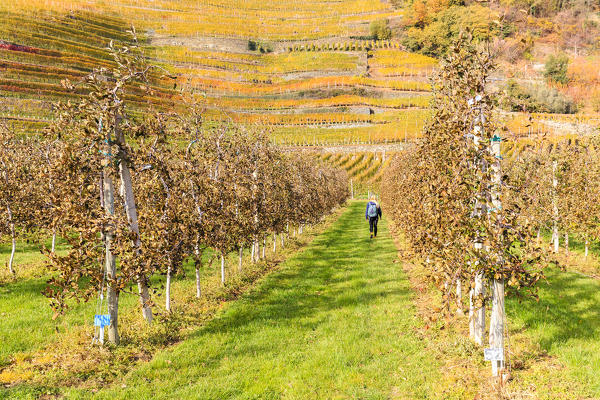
[318,150,393,195]
[0,0,437,144]
[2,0,596,144]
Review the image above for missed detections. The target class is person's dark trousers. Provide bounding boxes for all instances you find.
[369,216,378,237]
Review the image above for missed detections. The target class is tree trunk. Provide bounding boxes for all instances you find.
[195,265,201,298]
[536,228,540,241]
[120,162,153,323]
[251,240,255,263]
[350,179,354,199]
[239,246,243,272]
[280,233,285,248]
[5,203,16,274]
[103,174,119,345]
[273,233,277,253]
[443,279,450,312]
[220,253,225,286]
[115,113,153,324]
[8,223,16,275]
[469,272,485,345]
[552,160,559,254]
[51,229,57,253]
[489,279,505,377]
[585,239,589,259]
[564,233,569,255]
[262,237,266,259]
[455,278,463,315]
[194,246,202,298]
[165,264,172,312]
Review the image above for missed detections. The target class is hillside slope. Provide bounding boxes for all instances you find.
[0,0,434,144]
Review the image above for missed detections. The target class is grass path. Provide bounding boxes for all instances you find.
[75,201,440,400]
[508,268,600,398]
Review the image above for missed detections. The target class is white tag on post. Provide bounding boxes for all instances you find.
[484,348,504,361]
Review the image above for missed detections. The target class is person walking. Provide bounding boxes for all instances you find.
[365,196,382,239]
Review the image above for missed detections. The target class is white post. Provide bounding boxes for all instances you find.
[469,269,485,345]
[489,113,505,378]
[489,279,505,376]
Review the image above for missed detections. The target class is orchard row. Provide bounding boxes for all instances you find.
[0,38,349,345]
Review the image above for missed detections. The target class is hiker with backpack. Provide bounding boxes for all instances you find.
[365,196,382,239]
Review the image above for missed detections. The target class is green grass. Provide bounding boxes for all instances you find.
[0,238,267,368]
[0,272,139,368]
[505,231,600,398]
[508,267,600,398]
[0,238,67,274]
[67,201,440,399]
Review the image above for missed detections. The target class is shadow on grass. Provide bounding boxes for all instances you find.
[188,203,410,356]
[509,268,600,348]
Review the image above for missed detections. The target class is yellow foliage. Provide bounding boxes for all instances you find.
[0,369,33,384]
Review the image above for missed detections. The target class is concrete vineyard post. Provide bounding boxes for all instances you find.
[489,118,505,378]
[489,279,505,376]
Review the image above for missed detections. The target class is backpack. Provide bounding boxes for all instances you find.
[367,203,378,218]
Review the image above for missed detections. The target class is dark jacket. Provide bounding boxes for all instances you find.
[365,201,382,219]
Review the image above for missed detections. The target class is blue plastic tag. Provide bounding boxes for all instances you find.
[94,314,111,327]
